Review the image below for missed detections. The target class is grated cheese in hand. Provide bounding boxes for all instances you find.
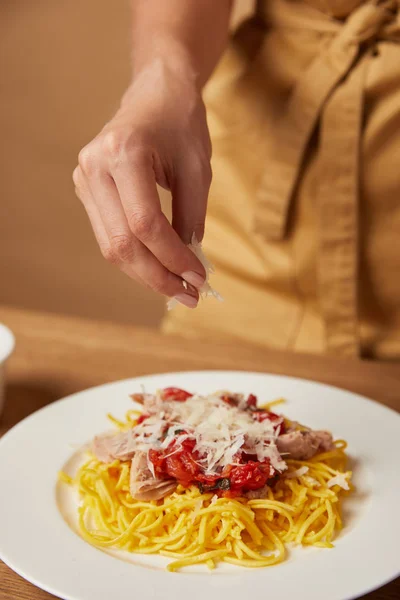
[167,234,223,310]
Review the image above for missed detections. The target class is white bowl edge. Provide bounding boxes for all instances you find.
[0,324,15,364]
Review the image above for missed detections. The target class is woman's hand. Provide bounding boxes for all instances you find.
[73,59,212,308]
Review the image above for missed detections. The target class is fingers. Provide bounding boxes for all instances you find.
[118,264,199,308]
[74,166,145,289]
[73,166,110,253]
[73,165,199,307]
[110,147,206,288]
[172,152,211,245]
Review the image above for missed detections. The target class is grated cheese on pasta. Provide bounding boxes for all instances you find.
[124,392,287,474]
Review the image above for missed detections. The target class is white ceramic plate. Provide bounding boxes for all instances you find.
[0,371,399,600]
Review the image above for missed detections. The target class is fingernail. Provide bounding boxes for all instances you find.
[174,293,198,309]
[181,271,205,289]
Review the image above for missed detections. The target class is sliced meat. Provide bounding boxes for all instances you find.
[130,393,161,415]
[313,430,335,452]
[285,420,306,433]
[245,484,269,499]
[92,430,136,463]
[276,430,334,460]
[130,451,177,501]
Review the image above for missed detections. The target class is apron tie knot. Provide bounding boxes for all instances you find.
[342,1,399,45]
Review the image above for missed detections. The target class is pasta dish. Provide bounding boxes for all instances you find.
[60,387,352,571]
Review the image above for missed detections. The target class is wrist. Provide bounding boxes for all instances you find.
[129,36,201,89]
[121,59,201,113]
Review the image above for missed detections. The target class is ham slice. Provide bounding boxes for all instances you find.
[276,430,334,460]
[92,430,135,463]
[130,393,161,415]
[245,485,269,499]
[129,451,177,501]
[93,434,176,501]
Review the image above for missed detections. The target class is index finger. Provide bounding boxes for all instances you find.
[111,152,206,289]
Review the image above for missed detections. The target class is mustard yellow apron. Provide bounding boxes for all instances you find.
[163,0,400,360]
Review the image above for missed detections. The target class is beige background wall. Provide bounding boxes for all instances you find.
[0,1,253,327]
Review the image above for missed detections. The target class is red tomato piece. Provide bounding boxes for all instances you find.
[136,413,149,425]
[247,394,258,407]
[229,461,274,492]
[162,387,193,402]
[253,410,285,434]
[166,437,196,454]
[165,450,200,486]
[220,394,239,406]
[154,436,200,486]
[196,472,221,486]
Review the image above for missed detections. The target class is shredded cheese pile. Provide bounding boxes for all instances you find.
[109,393,286,475]
[60,410,352,572]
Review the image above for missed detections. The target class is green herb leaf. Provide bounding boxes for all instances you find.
[197,478,231,494]
[216,478,231,491]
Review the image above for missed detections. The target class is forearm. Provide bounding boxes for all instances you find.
[130,0,233,89]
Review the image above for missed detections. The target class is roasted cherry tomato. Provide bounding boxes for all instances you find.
[247,394,258,407]
[136,413,149,425]
[196,472,221,486]
[165,450,200,486]
[228,461,274,492]
[253,410,285,434]
[149,438,199,486]
[161,387,193,402]
[220,394,239,406]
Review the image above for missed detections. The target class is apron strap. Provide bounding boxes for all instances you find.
[317,56,368,356]
[253,0,400,355]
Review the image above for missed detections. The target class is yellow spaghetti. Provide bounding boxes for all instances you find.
[60,402,352,572]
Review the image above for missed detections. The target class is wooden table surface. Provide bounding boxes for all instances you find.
[0,305,399,600]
